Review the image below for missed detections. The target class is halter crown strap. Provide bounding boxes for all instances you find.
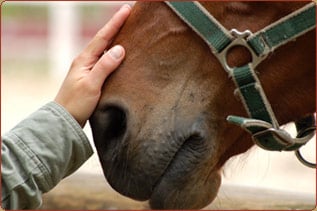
[165,1,316,153]
[248,3,316,56]
[165,2,232,54]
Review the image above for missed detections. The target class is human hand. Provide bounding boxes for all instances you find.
[55,4,131,127]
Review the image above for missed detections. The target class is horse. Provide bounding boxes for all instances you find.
[90,2,316,209]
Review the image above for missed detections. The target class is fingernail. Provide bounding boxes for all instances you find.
[109,45,124,60]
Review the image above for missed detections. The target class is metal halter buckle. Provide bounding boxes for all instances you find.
[216,29,268,73]
[252,128,294,150]
[252,126,316,152]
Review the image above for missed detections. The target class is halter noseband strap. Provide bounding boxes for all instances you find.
[165,1,316,166]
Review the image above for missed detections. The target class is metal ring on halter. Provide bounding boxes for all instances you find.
[215,29,268,74]
[294,126,316,168]
[295,149,316,168]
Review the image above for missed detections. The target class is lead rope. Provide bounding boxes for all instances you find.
[165,1,316,168]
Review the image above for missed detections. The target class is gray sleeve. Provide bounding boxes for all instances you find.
[1,101,94,209]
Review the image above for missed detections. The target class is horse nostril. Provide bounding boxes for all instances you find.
[90,105,128,145]
[102,106,127,140]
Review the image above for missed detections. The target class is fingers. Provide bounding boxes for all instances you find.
[98,4,132,45]
[81,4,131,63]
[89,45,125,87]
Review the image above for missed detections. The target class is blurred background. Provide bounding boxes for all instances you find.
[1,1,316,209]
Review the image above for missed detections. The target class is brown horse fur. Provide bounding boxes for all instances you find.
[90,2,316,209]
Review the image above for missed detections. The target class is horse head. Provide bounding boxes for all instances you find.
[90,2,315,209]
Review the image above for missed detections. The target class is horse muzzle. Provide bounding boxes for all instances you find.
[90,103,220,209]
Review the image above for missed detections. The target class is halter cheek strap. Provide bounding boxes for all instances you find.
[165,1,316,165]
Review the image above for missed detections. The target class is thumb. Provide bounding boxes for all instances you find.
[108,45,125,61]
[90,45,125,87]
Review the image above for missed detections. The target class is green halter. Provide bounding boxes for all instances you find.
[165,2,316,159]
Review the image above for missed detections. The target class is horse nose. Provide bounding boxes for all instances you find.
[90,104,128,147]
[104,106,127,140]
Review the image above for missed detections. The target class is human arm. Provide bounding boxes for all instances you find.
[1,4,131,209]
[1,102,92,209]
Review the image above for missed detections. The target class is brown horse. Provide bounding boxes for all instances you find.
[90,2,316,209]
